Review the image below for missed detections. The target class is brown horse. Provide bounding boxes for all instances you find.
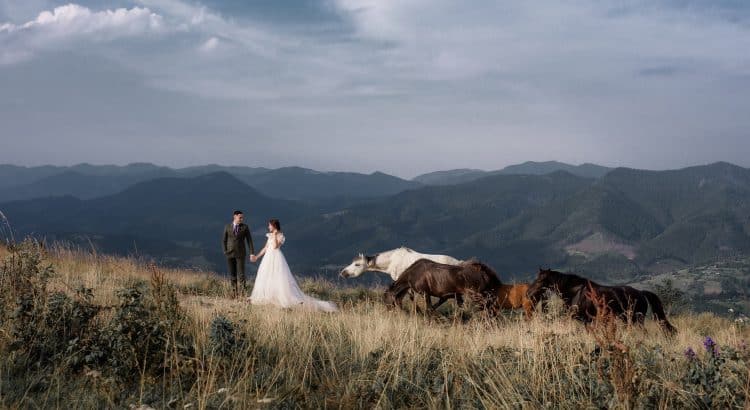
[496,283,534,319]
[383,258,501,313]
[527,268,676,333]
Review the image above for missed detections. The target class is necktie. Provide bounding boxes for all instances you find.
[233,224,239,236]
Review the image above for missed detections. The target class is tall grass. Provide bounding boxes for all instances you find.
[0,211,14,245]
[0,241,748,409]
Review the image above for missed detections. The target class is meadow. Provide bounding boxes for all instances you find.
[0,241,748,409]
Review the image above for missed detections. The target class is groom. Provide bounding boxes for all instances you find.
[222,210,255,297]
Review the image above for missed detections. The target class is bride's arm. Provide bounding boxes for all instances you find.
[255,244,268,259]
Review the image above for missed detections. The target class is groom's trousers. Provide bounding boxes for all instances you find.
[227,257,246,296]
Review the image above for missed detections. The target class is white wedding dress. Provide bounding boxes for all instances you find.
[249,232,338,312]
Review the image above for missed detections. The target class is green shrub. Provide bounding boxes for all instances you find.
[96,277,195,381]
[208,314,247,357]
[683,336,750,408]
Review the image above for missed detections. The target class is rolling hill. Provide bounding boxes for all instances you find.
[288,162,750,281]
[0,163,421,203]
[232,167,423,201]
[412,161,612,185]
[0,172,313,269]
[0,170,177,201]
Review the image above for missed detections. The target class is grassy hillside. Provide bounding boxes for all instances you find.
[0,242,748,409]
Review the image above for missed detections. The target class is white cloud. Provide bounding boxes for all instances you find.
[0,3,165,64]
[331,0,750,83]
[198,36,218,52]
[1,0,750,175]
[135,0,289,56]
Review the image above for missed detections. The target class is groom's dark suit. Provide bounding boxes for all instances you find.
[222,222,255,296]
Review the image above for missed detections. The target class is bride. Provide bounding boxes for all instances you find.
[248,219,338,312]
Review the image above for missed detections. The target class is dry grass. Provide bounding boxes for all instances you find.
[1,242,748,409]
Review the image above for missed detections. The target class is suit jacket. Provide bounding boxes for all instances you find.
[222,223,255,258]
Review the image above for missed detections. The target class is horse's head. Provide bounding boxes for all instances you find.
[526,267,557,303]
[383,288,398,306]
[339,253,375,278]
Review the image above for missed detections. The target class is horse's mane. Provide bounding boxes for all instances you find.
[543,269,599,286]
[462,260,502,285]
[460,257,479,265]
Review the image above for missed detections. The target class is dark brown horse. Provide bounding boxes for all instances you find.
[527,268,675,333]
[383,258,501,313]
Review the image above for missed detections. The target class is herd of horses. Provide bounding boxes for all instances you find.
[340,247,675,333]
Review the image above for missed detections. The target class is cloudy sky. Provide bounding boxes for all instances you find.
[1,0,749,178]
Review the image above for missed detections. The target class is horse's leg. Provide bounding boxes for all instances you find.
[431,296,449,310]
[523,299,533,320]
[424,294,442,317]
[635,294,648,328]
[393,289,406,311]
[455,293,465,307]
[486,294,500,317]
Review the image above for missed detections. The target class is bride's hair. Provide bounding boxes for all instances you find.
[268,218,282,232]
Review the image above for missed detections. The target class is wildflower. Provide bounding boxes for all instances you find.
[703,336,715,351]
[703,336,719,357]
[684,347,696,360]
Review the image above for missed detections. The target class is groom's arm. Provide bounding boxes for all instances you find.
[221,226,228,254]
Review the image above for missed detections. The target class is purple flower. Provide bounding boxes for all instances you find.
[684,347,696,360]
[703,336,715,352]
[740,340,747,351]
[703,336,719,357]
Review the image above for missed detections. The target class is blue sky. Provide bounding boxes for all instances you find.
[1,0,749,177]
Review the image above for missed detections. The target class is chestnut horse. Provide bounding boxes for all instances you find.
[496,283,534,319]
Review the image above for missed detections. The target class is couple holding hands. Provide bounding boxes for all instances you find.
[222,210,337,312]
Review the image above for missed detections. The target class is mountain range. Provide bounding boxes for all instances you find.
[1,161,749,288]
[0,163,420,203]
[412,161,612,185]
[0,161,609,202]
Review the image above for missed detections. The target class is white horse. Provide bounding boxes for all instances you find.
[339,246,463,281]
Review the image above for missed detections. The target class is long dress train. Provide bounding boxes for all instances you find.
[249,233,337,312]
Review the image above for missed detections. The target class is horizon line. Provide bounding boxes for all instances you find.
[0,159,744,180]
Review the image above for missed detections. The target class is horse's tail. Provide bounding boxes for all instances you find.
[642,290,676,334]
